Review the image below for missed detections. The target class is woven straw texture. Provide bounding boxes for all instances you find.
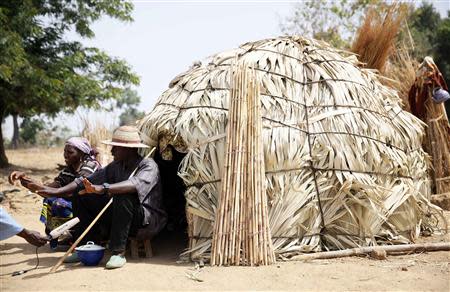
[138,36,434,261]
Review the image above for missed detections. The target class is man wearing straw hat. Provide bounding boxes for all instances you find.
[38,126,167,269]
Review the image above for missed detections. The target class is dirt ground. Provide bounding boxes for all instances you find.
[1,148,449,291]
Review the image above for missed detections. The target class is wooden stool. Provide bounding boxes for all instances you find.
[129,238,153,259]
[128,226,156,259]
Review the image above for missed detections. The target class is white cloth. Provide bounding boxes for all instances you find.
[0,207,23,240]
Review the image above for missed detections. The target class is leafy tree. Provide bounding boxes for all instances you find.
[0,0,139,167]
[19,116,72,147]
[435,16,450,85]
[408,3,450,86]
[19,117,45,145]
[119,108,145,126]
[116,88,145,126]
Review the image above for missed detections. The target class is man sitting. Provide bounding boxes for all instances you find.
[38,126,167,269]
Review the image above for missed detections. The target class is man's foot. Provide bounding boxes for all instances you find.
[63,253,80,263]
[105,255,126,269]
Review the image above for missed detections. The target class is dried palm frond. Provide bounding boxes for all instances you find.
[139,36,437,263]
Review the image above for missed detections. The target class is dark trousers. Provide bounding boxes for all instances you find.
[72,193,144,253]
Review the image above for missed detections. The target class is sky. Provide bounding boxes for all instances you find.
[87,1,293,111]
[2,0,449,138]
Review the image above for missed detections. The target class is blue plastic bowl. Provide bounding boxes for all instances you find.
[75,241,105,266]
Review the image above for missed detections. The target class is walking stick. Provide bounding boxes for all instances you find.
[49,147,155,273]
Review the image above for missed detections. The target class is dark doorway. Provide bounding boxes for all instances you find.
[152,145,188,259]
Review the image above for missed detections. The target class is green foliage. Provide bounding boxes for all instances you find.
[115,87,141,109]
[0,0,139,166]
[407,3,450,85]
[19,117,45,145]
[435,16,450,84]
[19,116,72,146]
[119,108,145,126]
[407,3,441,58]
[116,88,145,126]
[0,0,139,121]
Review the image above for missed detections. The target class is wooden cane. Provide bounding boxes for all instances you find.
[49,147,155,273]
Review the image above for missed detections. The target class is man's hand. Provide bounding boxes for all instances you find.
[79,178,103,195]
[17,229,48,247]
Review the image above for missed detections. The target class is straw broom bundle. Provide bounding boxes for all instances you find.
[351,3,417,111]
[351,4,408,74]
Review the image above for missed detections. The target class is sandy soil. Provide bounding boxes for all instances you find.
[1,148,449,291]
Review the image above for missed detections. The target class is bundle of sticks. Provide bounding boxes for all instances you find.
[211,62,275,266]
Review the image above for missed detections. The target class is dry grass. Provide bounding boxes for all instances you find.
[383,44,418,111]
[351,4,409,74]
[0,148,63,194]
[80,118,113,166]
[4,147,64,171]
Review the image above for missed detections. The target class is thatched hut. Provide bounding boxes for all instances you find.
[138,36,436,262]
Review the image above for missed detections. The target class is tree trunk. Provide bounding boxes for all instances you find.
[0,112,9,168]
[11,113,19,149]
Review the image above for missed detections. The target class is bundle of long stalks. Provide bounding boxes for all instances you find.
[80,119,112,166]
[351,3,416,111]
[408,57,450,195]
[351,4,408,74]
[211,63,275,266]
[139,36,438,263]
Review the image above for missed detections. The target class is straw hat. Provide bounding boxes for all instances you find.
[102,126,149,148]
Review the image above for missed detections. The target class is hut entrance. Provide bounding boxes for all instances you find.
[153,146,188,257]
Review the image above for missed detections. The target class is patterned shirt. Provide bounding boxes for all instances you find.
[54,159,100,187]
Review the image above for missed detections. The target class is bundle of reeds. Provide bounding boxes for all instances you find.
[211,63,275,266]
[408,57,450,195]
[351,4,408,74]
[350,3,416,110]
[80,119,112,166]
[138,36,438,263]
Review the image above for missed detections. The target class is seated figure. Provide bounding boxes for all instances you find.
[37,126,167,269]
